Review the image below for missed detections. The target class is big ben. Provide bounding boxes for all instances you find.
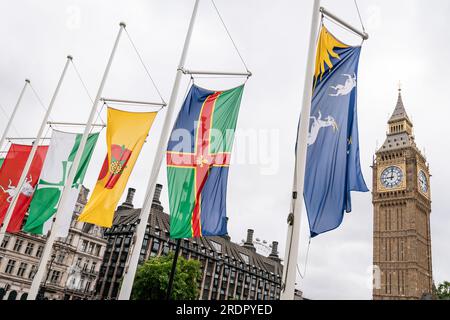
[372,88,433,300]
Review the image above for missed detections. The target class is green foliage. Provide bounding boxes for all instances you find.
[131,253,202,300]
[435,281,450,300]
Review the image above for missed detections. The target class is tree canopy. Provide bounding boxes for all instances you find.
[131,253,202,300]
[435,281,450,300]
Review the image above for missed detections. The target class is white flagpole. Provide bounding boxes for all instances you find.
[0,79,29,151]
[0,58,72,248]
[117,0,200,300]
[27,23,126,300]
[280,0,321,300]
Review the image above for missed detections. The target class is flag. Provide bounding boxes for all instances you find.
[167,84,245,239]
[0,158,4,168]
[0,144,48,232]
[23,130,99,237]
[303,26,368,237]
[78,108,157,227]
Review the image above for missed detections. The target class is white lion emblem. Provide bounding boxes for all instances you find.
[0,176,34,202]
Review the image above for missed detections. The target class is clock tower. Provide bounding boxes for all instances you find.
[372,88,433,300]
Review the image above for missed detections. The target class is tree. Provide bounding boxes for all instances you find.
[131,253,202,300]
[435,281,450,300]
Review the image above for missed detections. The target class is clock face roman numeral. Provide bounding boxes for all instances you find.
[380,166,403,189]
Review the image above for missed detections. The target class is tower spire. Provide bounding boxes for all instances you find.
[389,85,410,124]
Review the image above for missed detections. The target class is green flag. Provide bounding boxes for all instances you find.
[23,130,99,236]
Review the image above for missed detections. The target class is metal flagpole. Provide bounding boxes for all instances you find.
[117,0,200,300]
[0,58,72,247]
[27,23,126,300]
[0,79,29,151]
[280,0,321,300]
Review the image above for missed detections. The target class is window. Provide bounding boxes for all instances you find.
[24,242,34,255]
[29,265,37,279]
[5,260,16,274]
[17,262,27,277]
[50,271,61,284]
[76,257,82,267]
[88,243,95,254]
[1,235,10,248]
[36,246,44,258]
[56,252,65,264]
[83,260,89,271]
[13,239,24,252]
[210,241,222,252]
[66,234,74,245]
[81,240,88,252]
[239,253,250,264]
[91,262,97,273]
[95,244,101,256]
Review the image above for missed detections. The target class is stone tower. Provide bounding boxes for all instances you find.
[372,88,433,300]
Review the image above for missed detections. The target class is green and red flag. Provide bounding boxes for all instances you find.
[167,84,245,239]
[0,144,48,232]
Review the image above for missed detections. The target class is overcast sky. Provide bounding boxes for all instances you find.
[0,0,448,300]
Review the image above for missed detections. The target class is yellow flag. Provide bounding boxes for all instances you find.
[78,108,157,227]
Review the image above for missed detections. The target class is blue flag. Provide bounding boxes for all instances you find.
[304,27,368,237]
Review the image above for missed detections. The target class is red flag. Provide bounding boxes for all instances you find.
[0,144,48,232]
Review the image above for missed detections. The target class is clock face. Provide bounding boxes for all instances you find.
[418,170,428,193]
[380,166,404,189]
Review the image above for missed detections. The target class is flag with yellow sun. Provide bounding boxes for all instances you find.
[78,107,157,228]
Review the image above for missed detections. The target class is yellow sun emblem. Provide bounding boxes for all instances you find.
[314,27,349,84]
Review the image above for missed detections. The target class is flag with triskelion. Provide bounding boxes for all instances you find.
[23,130,99,237]
[167,84,245,239]
[78,108,157,228]
[0,144,48,232]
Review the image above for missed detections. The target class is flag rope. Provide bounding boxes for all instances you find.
[354,0,366,33]
[123,28,166,105]
[70,59,106,126]
[0,102,21,139]
[210,0,250,73]
[296,237,311,279]
[29,82,54,122]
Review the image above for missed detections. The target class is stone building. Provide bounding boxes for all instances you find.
[96,185,286,300]
[372,89,433,300]
[0,186,107,300]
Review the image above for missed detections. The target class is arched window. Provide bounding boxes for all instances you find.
[20,293,28,300]
[7,290,17,300]
[0,288,5,300]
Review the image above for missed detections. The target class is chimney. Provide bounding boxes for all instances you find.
[221,217,231,241]
[269,241,281,262]
[243,229,256,252]
[151,184,163,211]
[117,188,135,211]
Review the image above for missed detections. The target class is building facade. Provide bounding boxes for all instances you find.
[96,185,287,300]
[0,186,107,300]
[372,89,433,300]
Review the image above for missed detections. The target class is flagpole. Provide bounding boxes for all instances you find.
[0,58,72,248]
[0,79,29,151]
[118,0,200,300]
[27,23,126,300]
[280,0,321,300]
